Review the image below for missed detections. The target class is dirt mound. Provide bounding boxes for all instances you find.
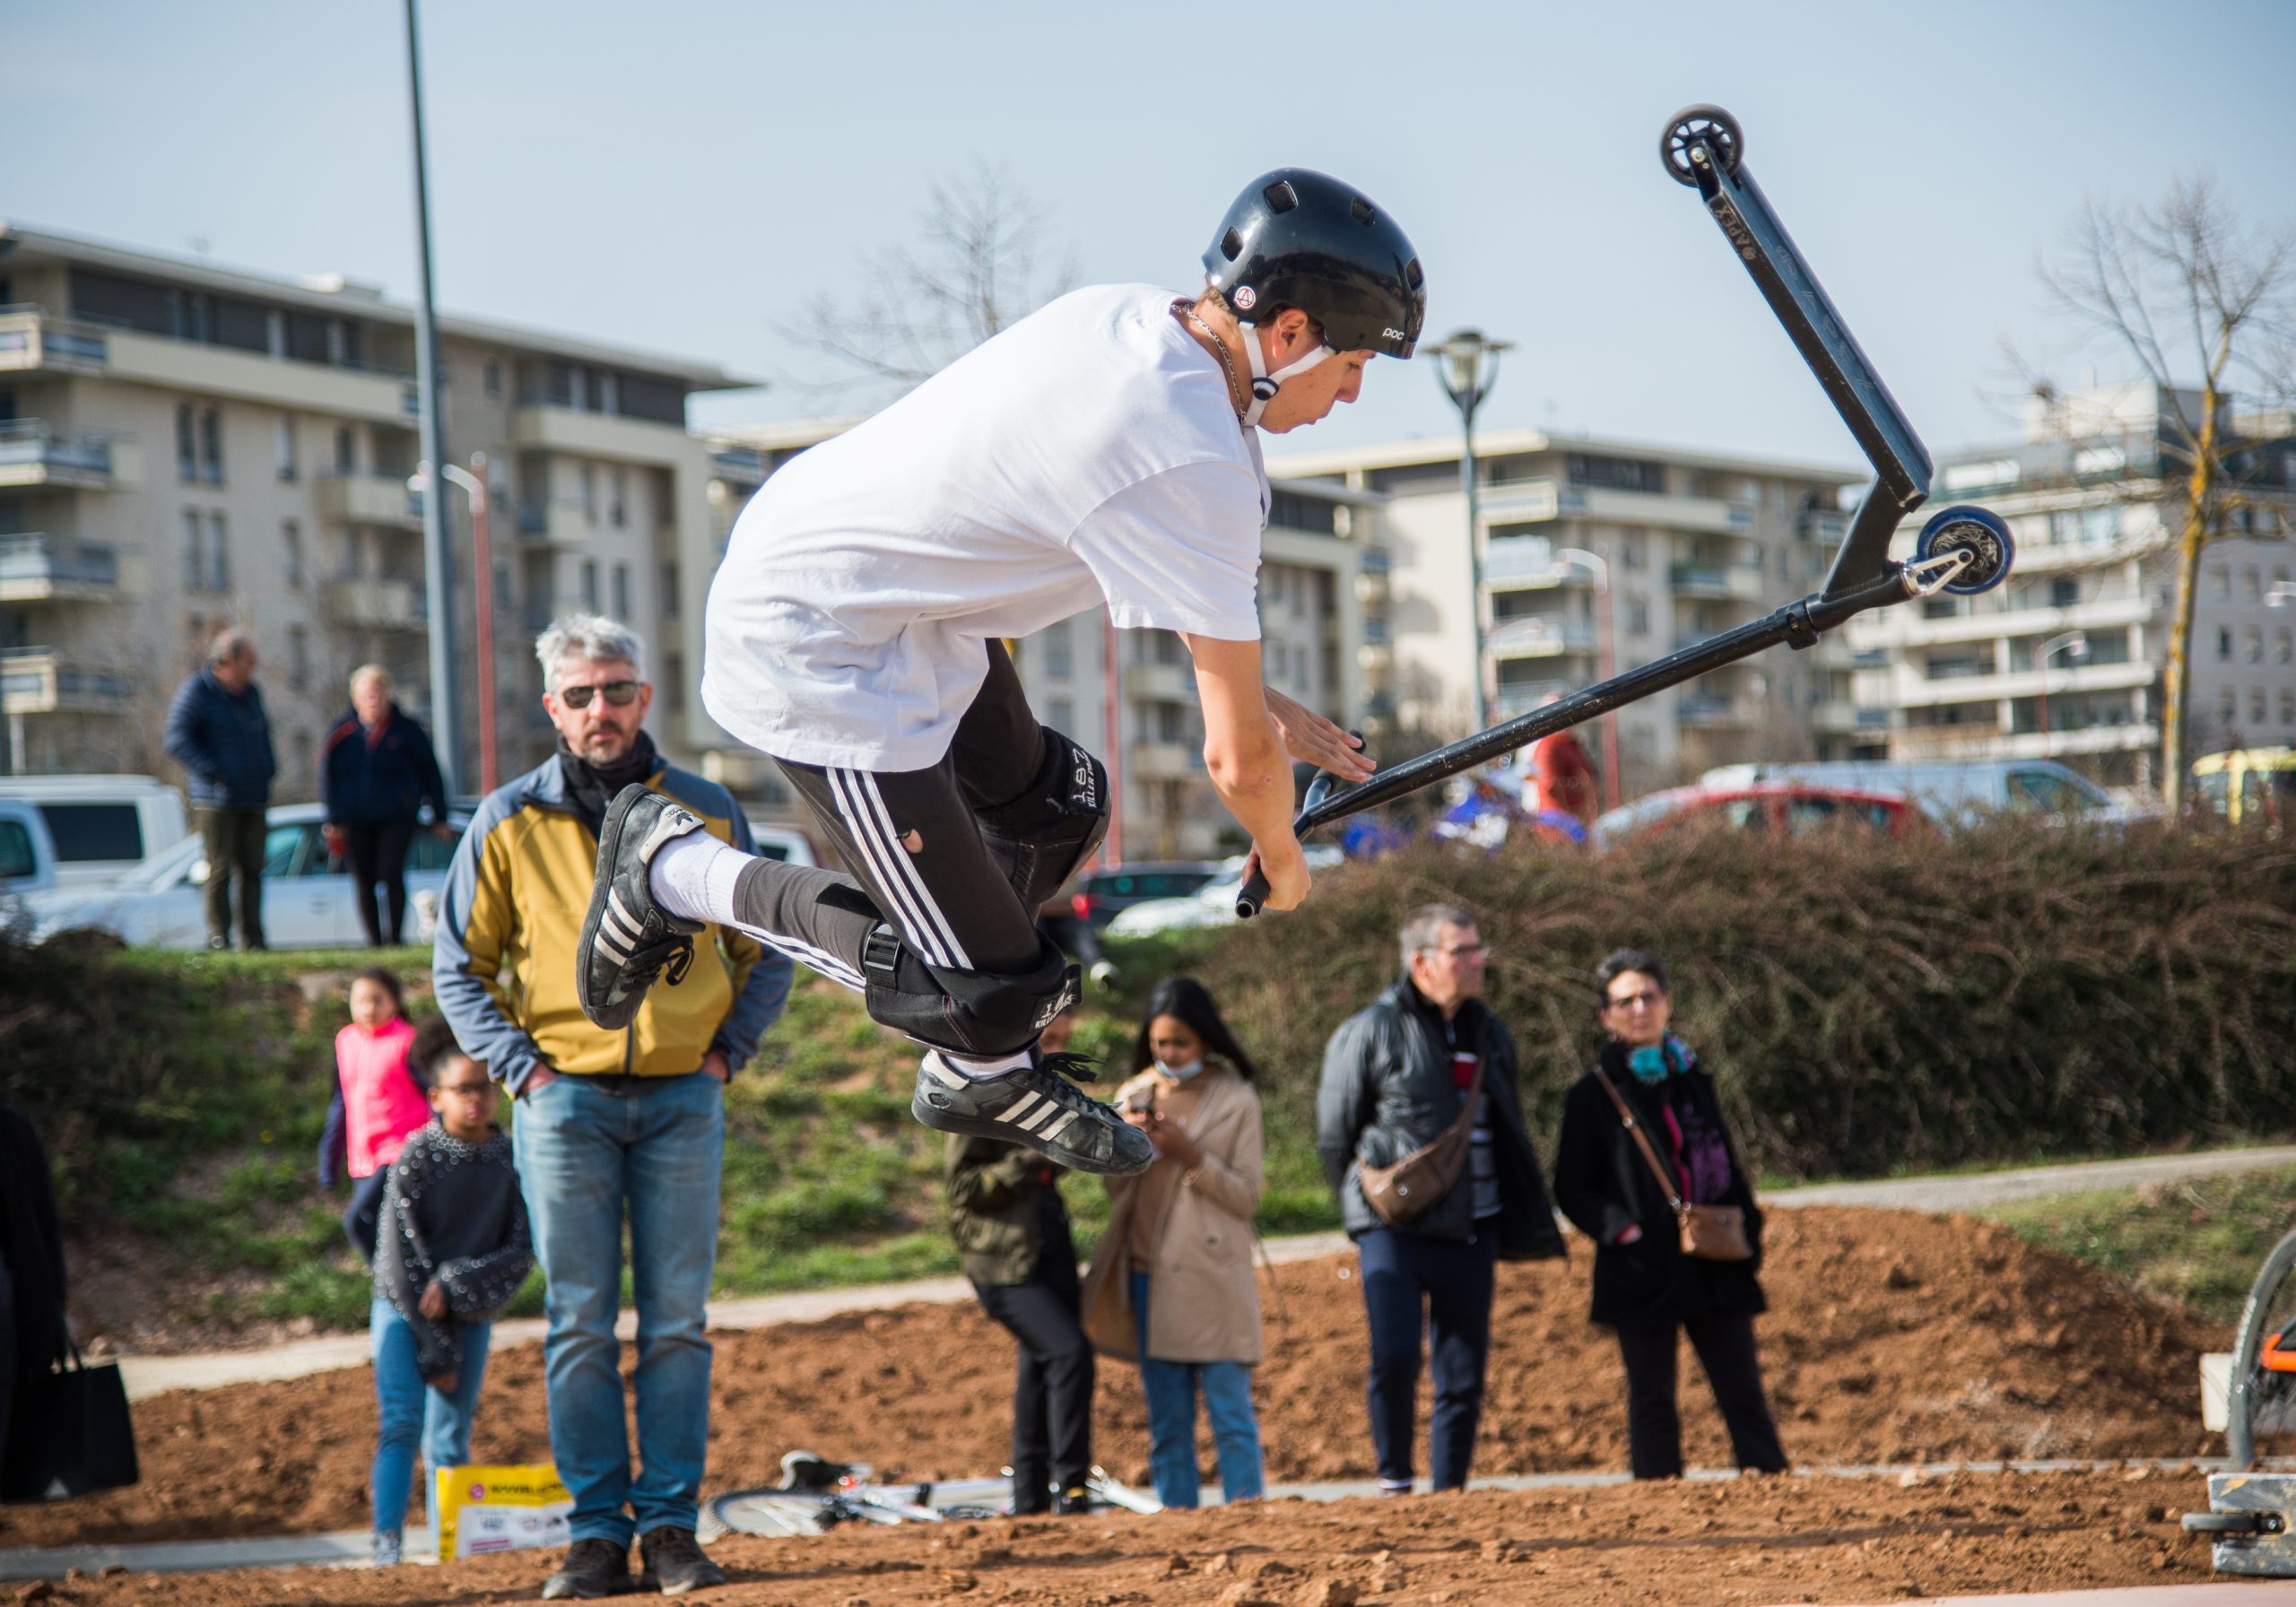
[23,1469,2220,1607]
[0,1209,2225,1551]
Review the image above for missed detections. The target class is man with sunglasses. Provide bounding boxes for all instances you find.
[434,613,792,1600]
[572,169,1424,1180]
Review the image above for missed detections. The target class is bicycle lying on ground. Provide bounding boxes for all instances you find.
[2183,1222,2296,1576]
[701,1451,1159,1539]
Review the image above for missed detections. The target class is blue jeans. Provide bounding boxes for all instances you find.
[370,1297,493,1539]
[515,1070,724,1546]
[1129,1271,1263,1508]
[1355,1227,1498,1491]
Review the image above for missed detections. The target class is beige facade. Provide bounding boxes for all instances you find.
[700,421,1378,858]
[0,223,739,795]
[1269,430,1866,799]
[1843,385,2296,791]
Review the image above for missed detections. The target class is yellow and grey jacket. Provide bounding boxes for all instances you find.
[432,754,790,1094]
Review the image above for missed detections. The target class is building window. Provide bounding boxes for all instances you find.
[1625,595,1649,636]
[2213,567,2231,601]
[275,415,298,482]
[580,464,596,521]
[612,562,630,621]
[287,625,309,692]
[581,560,599,610]
[483,359,502,398]
[660,561,681,619]
[2243,569,2262,603]
[182,510,204,589]
[2248,628,2264,664]
[335,425,355,474]
[1043,619,1074,678]
[339,529,361,578]
[662,652,685,712]
[2049,577,2079,608]
[2218,627,2233,662]
[2277,629,2292,665]
[199,407,223,484]
[610,466,627,528]
[206,513,229,591]
[2281,687,2294,725]
[176,403,196,482]
[2220,688,2238,724]
[2252,687,2268,724]
[283,519,303,587]
[1049,696,1075,734]
[1621,531,1647,570]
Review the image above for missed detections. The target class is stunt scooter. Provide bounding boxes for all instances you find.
[1239,104,2013,917]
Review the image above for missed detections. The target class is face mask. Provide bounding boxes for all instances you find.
[1156,1057,1205,1082]
[1627,1045,1671,1085]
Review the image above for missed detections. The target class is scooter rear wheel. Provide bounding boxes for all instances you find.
[1662,105,1744,186]
[1915,505,2013,595]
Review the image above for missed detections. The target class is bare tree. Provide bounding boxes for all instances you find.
[781,163,1078,396]
[2028,178,2294,811]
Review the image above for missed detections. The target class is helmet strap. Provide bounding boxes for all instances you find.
[1240,317,1333,429]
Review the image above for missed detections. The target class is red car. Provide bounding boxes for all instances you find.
[1592,781,1922,849]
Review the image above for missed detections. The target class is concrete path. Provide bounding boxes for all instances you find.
[8,1456,2283,1583]
[115,1144,2296,1402]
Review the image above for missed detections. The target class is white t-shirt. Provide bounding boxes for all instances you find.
[701,284,1270,771]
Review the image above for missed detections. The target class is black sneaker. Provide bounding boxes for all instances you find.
[912,1049,1152,1176]
[1054,1486,1092,1516]
[636,1527,724,1596]
[541,1537,632,1600]
[577,785,707,1030]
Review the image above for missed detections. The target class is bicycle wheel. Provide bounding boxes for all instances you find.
[2228,1226,2296,1467]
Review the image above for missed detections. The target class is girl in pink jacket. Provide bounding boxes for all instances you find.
[317,966,432,1255]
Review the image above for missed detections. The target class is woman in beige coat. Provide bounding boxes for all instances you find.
[1082,977,1265,1507]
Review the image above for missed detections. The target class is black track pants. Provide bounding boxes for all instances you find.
[1613,1307,1788,1479]
[977,1263,1094,1505]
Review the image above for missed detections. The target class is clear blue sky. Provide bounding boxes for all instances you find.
[6,0,2291,468]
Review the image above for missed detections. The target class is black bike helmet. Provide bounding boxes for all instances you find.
[1202,169,1425,360]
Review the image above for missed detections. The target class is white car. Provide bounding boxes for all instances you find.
[1102,847,1344,938]
[22,802,470,950]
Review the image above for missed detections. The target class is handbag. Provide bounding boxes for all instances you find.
[1,1342,141,1502]
[1595,1070,1753,1263]
[1358,1054,1485,1228]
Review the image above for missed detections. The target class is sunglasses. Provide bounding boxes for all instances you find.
[558,679,641,709]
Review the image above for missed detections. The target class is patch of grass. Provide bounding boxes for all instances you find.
[1979,1164,2296,1325]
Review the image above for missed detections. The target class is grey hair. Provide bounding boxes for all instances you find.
[1400,902,1478,969]
[207,628,255,666]
[535,613,647,692]
[349,663,390,696]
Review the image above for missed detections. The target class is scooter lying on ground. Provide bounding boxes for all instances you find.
[702,1450,1160,1539]
[1238,103,2014,917]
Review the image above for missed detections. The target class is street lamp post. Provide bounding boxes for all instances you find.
[411,455,500,794]
[1431,329,1513,733]
[1555,547,1622,807]
[404,0,459,795]
[2036,630,2089,761]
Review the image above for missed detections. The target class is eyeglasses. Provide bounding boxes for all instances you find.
[558,679,641,709]
[1605,990,1665,1012]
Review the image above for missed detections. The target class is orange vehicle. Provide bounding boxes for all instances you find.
[1591,781,1922,850]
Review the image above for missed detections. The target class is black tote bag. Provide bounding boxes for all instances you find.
[1,1348,140,1502]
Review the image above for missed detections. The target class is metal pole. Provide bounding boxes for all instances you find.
[1592,561,1622,806]
[1100,605,1124,867]
[469,454,498,794]
[404,0,459,795]
[1458,397,1487,732]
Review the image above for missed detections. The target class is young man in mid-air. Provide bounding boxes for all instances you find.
[577,169,1423,1177]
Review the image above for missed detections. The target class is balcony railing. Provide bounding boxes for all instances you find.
[1492,681,1573,721]
[323,576,429,630]
[0,307,110,372]
[1677,694,1759,727]
[1485,616,1596,658]
[317,469,422,527]
[1669,560,1765,602]
[0,420,116,484]
[0,534,118,596]
[0,647,135,712]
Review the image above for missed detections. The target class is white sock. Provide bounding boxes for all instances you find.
[927,1047,1034,1081]
[647,830,752,926]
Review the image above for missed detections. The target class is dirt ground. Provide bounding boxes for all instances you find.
[21,1469,2223,1606]
[0,1208,2229,1559]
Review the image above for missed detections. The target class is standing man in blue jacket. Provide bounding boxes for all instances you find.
[163,630,276,951]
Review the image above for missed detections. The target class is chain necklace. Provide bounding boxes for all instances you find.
[1178,301,1248,422]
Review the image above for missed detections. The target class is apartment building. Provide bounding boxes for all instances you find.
[1270,430,1868,799]
[0,222,740,794]
[1844,385,2296,791]
[702,421,1380,858]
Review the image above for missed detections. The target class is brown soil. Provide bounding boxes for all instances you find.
[22,1469,2222,1607]
[0,1208,2226,1558]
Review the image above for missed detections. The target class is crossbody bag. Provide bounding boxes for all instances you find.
[1358,1054,1485,1228]
[1596,1071,1753,1262]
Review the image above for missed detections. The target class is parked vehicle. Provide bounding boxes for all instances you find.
[1593,782,1920,851]
[22,801,469,949]
[744,820,820,867]
[0,774,191,887]
[1100,847,1345,938]
[1704,759,2117,824]
[0,798,58,899]
[2192,748,2296,832]
[1071,861,1228,930]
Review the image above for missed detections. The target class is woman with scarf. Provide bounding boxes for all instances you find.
[1552,948,1788,1481]
[321,665,450,947]
[1082,977,1265,1508]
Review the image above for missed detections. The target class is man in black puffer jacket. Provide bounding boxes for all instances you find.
[1318,901,1563,1497]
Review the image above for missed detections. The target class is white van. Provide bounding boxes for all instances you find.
[0,774,192,887]
[0,798,57,898]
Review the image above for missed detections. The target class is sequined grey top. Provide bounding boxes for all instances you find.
[373,1121,533,1378]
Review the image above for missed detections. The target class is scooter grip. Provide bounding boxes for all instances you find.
[1235,865,1272,920]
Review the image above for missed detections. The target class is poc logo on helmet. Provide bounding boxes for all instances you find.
[1382,327,1405,341]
